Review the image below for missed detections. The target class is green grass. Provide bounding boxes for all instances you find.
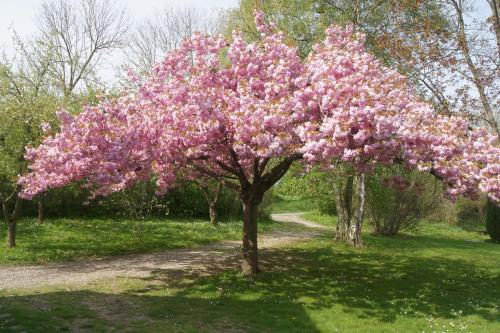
[0,217,280,265]
[270,194,315,213]
[302,211,337,227]
[1,222,499,332]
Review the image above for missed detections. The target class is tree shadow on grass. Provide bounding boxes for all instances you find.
[123,237,500,329]
[252,244,500,324]
[0,288,320,333]
[139,236,500,325]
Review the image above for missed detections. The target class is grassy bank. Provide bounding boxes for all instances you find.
[269,194,314,213]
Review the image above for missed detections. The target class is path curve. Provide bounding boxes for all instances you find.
[0,213,326,290]
[271,212,328,229]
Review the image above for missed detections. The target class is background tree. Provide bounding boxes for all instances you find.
[0,0,128,247]
[276,165,338,215]
[0,57,58,246]
[126,6,219,75]
[37,0,128,97]
[485,199,500,242]
[194,179,223,226]
[398,0,499,135]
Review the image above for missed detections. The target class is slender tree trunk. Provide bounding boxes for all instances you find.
[487,0,500,60]
[335,175,353,242]
[198,181,222,226]
[209,203,217,226]
[242,197,261,276]
[7,221,16,248]
[1,192,22,248]
[347,173,365,247]
[451,0,500,136]
[37,194,45,224]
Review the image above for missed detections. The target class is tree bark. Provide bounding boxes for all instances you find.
[198,181,222,226]
[335,172,365,247]
[7,221,16,248]
[209,203,217,226]
[37,194,45,224]
[335,175,354,242]
[348,173,365,247]
[1,191,22,248]
[242,198,260,275]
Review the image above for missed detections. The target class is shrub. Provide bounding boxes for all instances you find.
[366,165,442,235]
[25,180,243,221]
[486,199,500,242]
[106,180,167,220]
[454,197,487,232]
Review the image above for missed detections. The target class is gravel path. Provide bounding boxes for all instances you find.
[0,213,327,290]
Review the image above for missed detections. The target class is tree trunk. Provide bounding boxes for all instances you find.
[209,203,217,226]
[7,220,16,248]
[1,192,21,248]
[242,198,260,276]
[335,172,365,247]
[198,181,222,226]
[347,173,365,247]
[37,194,45,224]
[335,175,354,242]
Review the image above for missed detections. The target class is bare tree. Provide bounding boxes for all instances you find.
[407,0,499,136]
[486,0,500,60]
[37,0,128,97]
[126,6,220,74]
[449,0,499,136]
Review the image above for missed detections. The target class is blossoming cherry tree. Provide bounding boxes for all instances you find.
[19,12,499,275]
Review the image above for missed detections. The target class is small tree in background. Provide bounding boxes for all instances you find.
[486,199,500,242]
[194,180,223,226]
[0,0,129,247]
[0,57,58,247]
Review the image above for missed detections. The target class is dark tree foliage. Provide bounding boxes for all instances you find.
[486,199,500,242]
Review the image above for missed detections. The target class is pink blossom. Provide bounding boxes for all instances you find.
[18,12,500,204]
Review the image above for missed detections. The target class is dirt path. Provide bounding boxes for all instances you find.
[0,213,327,290]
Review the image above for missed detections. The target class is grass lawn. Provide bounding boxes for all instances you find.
[1,221,499,332]
[0,217,280,265]
[302,211,337,227]
[270,194,315,213]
